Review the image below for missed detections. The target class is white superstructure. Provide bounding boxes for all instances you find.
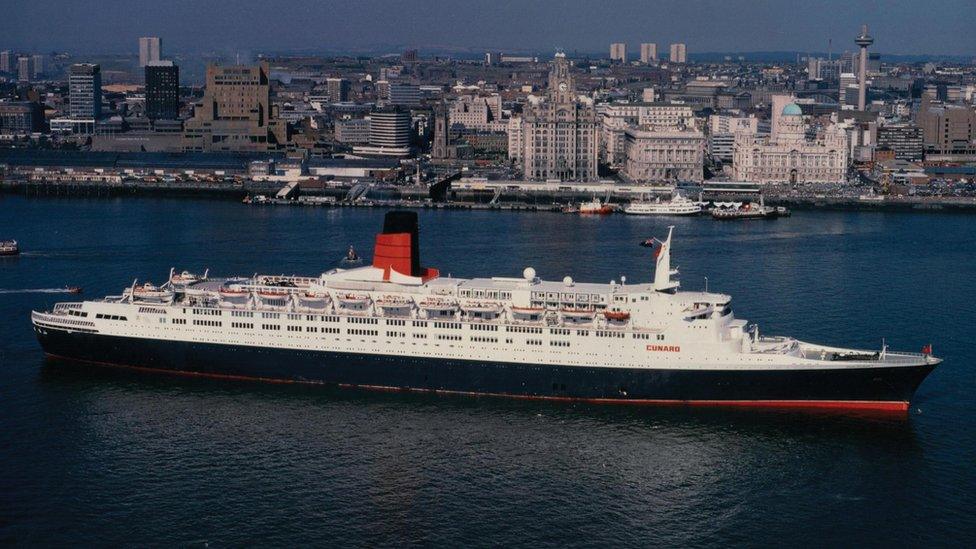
[624,191,702,216]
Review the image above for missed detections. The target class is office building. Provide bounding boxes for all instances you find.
[139,36,162,67]
[515,53,598,181]
[0,101,45,134]
[353,107,412,156]
[599,102,696,167]
[623,127,705,183]
[708,114,763,163]
[326,77,349,102]
[145,61,179,120]
[916,99,976,155]
[876,123,923,162]
[669,43,687,64]
[69,63,102,119]
[388,83,421,107]
[732,96,848,184]
[610,43,627,63]
[0,51,10,73]
[449,94,505,132]
[333,118,371,144]
[17,57,32,82]
[182,62,288,152]
[640,43,658,64]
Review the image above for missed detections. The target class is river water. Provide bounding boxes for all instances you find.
[1,196,973,545]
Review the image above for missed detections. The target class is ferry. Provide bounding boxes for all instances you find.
[31,211,939,413]
[711,196,790,220]
[625,191,702,216]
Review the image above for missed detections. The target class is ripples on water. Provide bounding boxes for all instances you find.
[1,197,974,545]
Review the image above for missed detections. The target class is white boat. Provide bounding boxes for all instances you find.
[461,301,504,318]
[169,269,208,286]
[579,199,613,215]
[255,290,291,309]
[419,298,458,317]
[375,295,413,315]
[128,282,175,304]
[625,191,702,216]
[511,306,545,322]
[297,292,331,311]
[560,307,597,322]
[336,293,371,311]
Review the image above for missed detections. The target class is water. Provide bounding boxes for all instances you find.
[1,196,974,546]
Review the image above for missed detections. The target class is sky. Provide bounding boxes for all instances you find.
[4,0,976,57]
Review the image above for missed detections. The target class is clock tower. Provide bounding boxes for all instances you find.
[547,52,575,104]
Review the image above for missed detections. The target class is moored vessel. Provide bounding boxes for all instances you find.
[625,191,702,216]
[0,239,19,256]
[31,211,939,414]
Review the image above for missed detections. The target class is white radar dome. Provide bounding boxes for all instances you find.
[523,267,536,281]
[563,276,574,287]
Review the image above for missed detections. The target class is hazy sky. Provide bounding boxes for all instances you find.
[4,0,976,56]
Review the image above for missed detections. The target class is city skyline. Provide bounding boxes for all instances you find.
[4,0,976,57]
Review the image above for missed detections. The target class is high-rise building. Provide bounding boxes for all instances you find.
[69,63,102,119]
[182,62,288,152]
[139,37,162,67]
[31,54,44,78]
[669,43,687,64]
[640,43,658,64]
[916,98,976,155]
[326,77,349,102]
[449,94,505,131]
[17,57,32,83]
[353,107,412,156]
[854,25,873,111]
[516,53,598,181]
[0,51,11,73]
[145,60,179,120]
[610,43,627,63]
[401,49,418,63]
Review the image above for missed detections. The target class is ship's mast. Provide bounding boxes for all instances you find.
[653,226,679,292]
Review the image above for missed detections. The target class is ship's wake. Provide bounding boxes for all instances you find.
[0,288,80,294]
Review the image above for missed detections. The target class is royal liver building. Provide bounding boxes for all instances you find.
[512,53,598,182]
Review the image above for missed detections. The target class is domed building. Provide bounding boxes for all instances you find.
[732,95,848,185]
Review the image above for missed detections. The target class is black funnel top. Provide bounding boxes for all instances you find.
[382,211,421,276]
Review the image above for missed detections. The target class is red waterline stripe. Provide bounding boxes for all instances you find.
[45,354,909,413]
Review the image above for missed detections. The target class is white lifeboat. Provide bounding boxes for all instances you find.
[511,306,545,321]
[298,292,331,311]
[218,285,250,306]
[336,293,371,311]
[255,289,291,309]
[170,269,208,286]
[130,282,175,304]
[418,298,458,317]
[560,307,597,321]
[461,301,504,316]
[375,295,413,315]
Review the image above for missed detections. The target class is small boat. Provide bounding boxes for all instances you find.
[579,199,613,215]
[255,290,291,309]
[511,306,545,321]
[336,293,371,311]
[298,292,331,311]
[603,310,631,322]
[130,282,175,303]
[419,298,458,317]
[65,286,83,294]
[0,239,19,256]
[219,285,250,305]
[561,204,580,214]
[561,307,597,321]
[461,301,504,317]
[375,295,413,315]
[339,246,364,268]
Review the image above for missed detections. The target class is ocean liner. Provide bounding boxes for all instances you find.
[32,211,939,413]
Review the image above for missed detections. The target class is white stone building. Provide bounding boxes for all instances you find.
[622,127,705,183]
[732,99,848,184]
[514,53,599,182]
[599,102,696,167]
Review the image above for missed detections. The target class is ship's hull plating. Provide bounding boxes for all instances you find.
[35,327,933,412]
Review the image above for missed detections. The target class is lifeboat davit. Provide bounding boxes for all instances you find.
[511,306,545,321]
[603,310,631,322]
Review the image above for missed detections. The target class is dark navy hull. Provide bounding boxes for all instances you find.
[34,327,935,412]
